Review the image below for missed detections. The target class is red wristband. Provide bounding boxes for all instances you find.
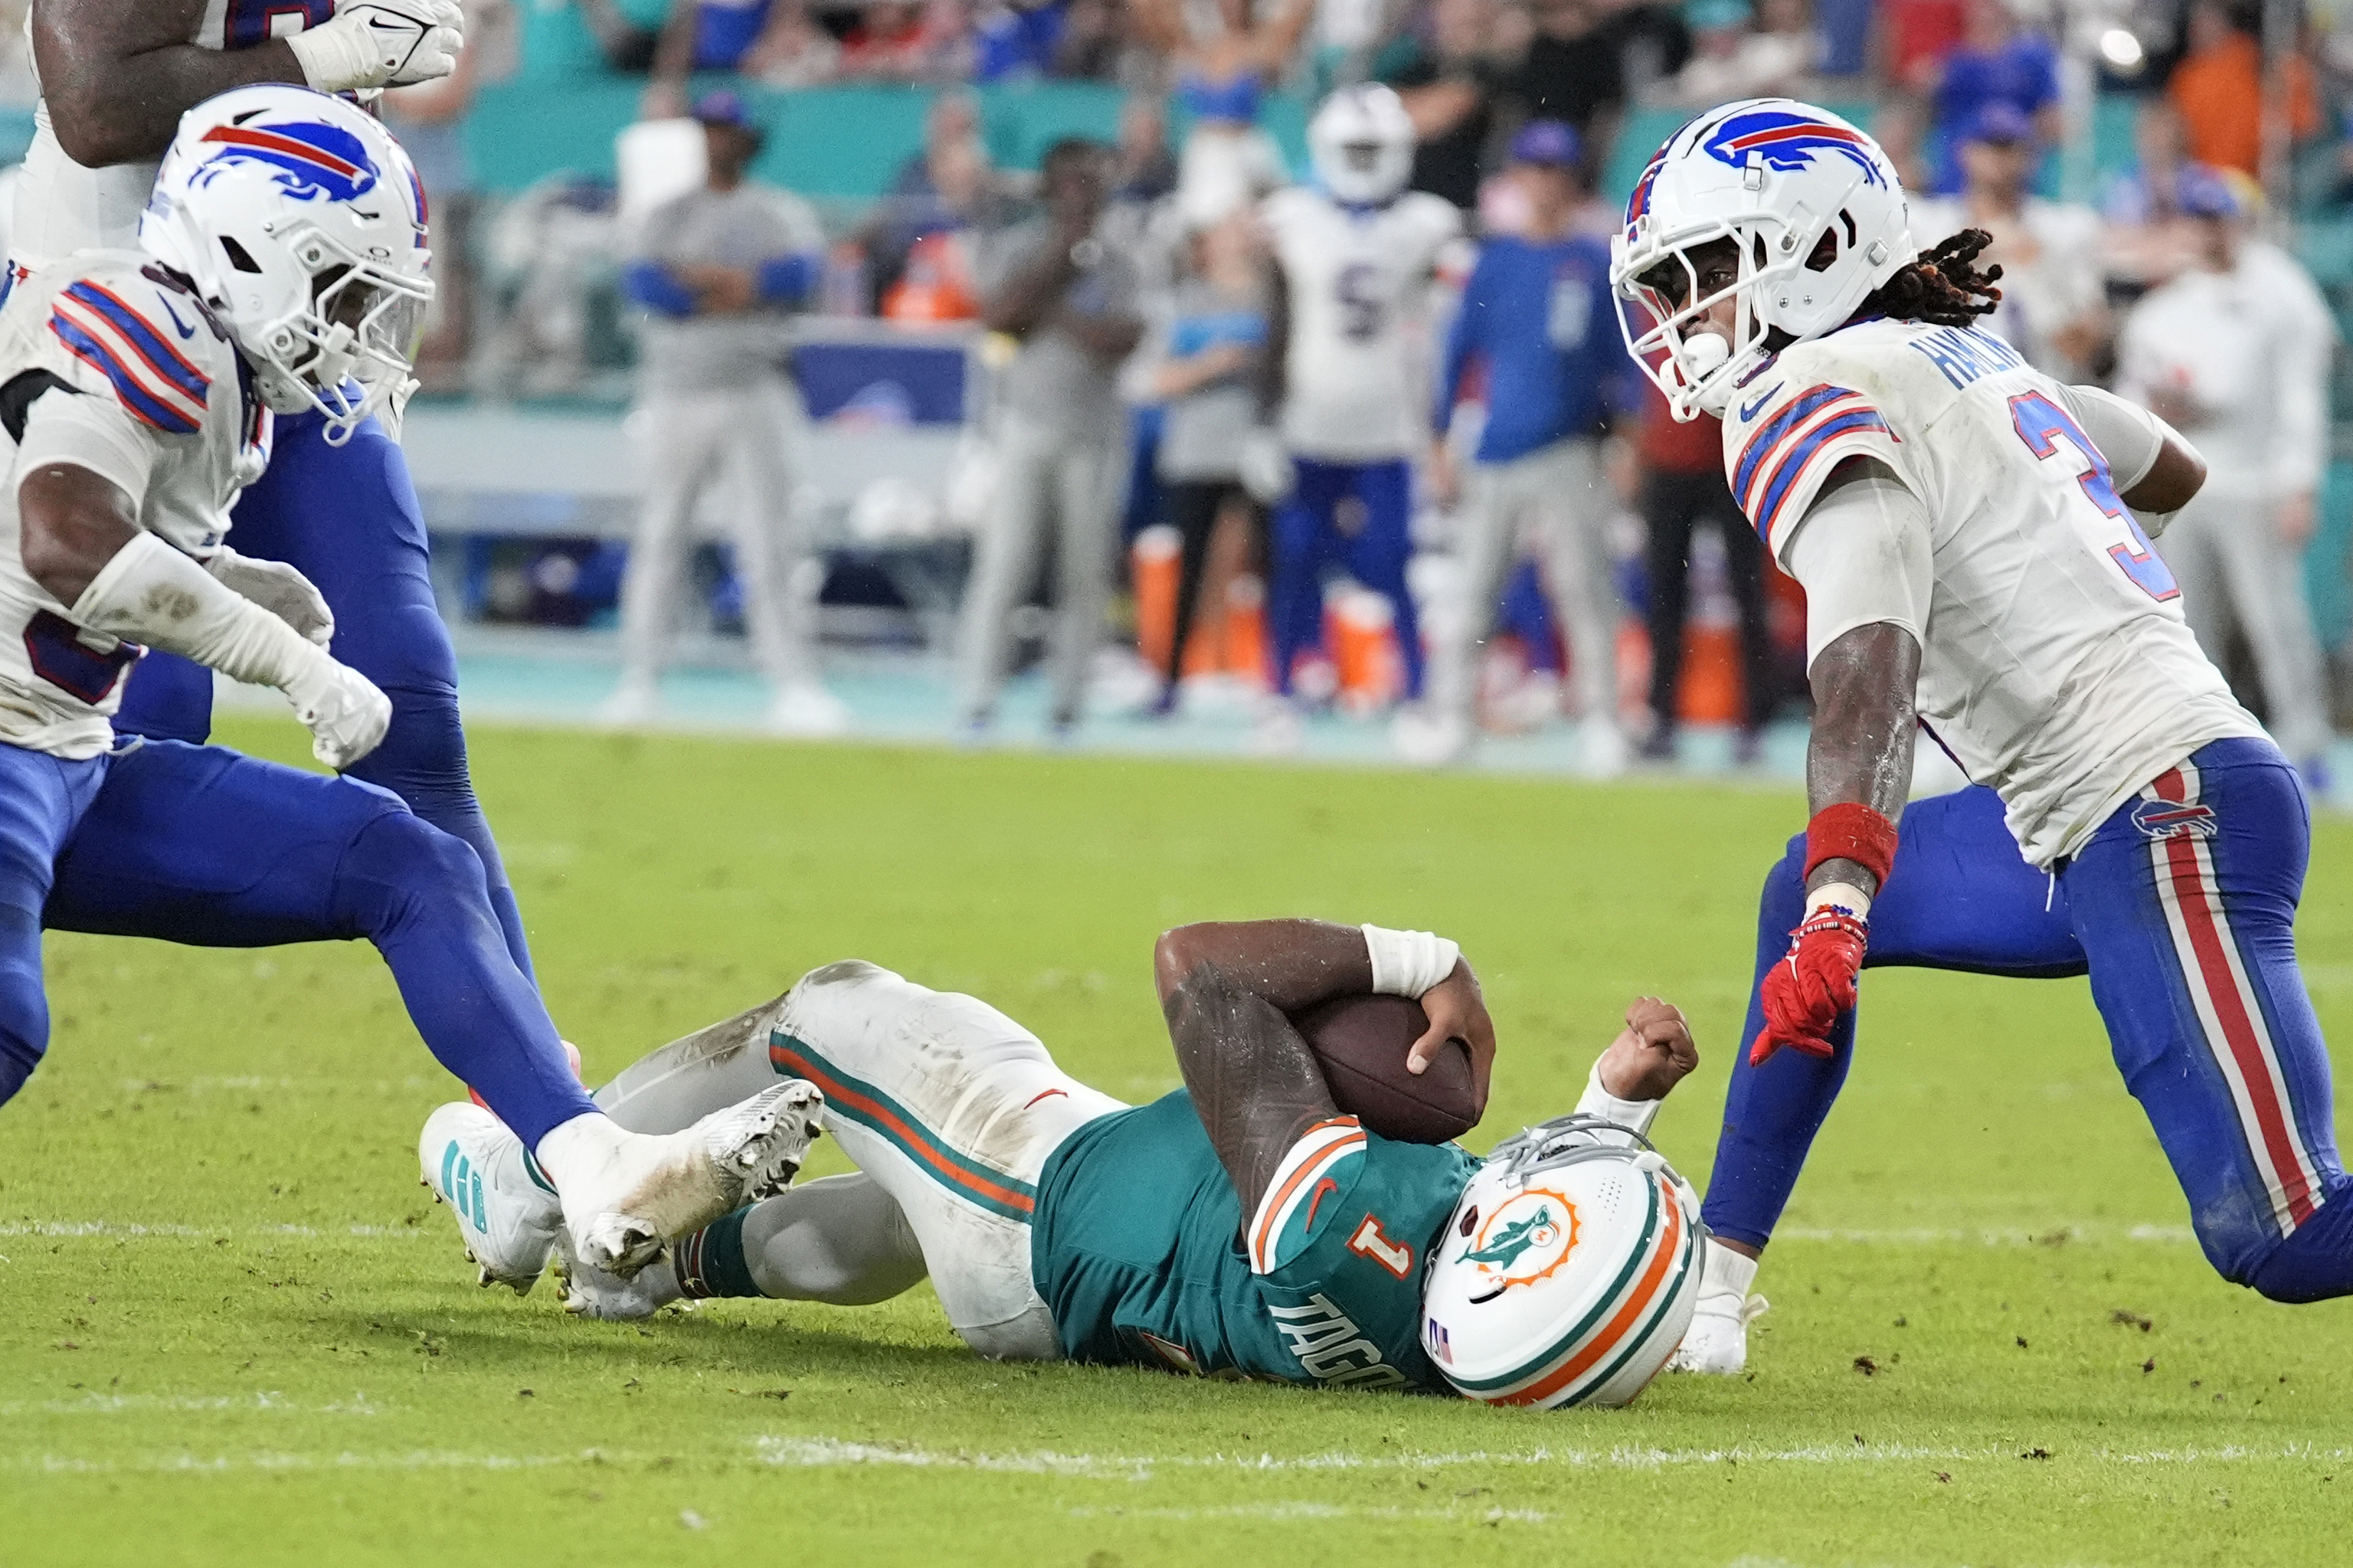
[1805,802,1899,889]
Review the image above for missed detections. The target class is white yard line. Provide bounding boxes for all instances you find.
[13,1435,2349,1481]
[751,1435,2353,1478]
[0,1223,432,1240]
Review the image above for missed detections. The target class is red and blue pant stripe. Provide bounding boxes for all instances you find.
[1705,738,2353,1298]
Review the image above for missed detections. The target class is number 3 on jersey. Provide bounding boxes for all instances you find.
[2008,391,2179,603]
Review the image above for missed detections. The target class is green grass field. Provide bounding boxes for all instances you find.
[5,717,2351,1567]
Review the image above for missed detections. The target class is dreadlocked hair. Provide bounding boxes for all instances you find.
[1859,228,2004,326]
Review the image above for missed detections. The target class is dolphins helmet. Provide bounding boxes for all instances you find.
[1610,97,1914,420]
[1421,1114,1705,1409]
[1308,83,1416,206]
[141,84,434,445]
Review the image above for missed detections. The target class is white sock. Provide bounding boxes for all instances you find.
[534,1111,632,1194]
[1699,1237,1759,1303]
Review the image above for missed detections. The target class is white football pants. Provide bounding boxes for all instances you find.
[620,373,815,690]
[1428,437,1616,725]
[953,416,1126,726]
[593,961,1124,1359]
[2153,485,2332,764]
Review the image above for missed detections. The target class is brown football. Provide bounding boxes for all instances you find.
[1290,992,1480,1144]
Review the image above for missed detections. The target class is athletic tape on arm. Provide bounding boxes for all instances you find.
[71,532,329,692]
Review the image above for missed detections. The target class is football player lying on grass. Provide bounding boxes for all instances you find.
[424,920,1710,1408]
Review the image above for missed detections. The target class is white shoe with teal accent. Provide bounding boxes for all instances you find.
[561,1080,823,1278]
[420,1101,561,1295]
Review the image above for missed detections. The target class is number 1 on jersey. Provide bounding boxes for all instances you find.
[1347,1215,1414,1279]
[2008,391,2179,603]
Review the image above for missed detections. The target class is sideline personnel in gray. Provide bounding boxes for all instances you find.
[956,138,1144,738]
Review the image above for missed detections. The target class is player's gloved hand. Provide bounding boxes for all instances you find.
[1409,958,1497,1121]
[205,548,335,649]
[289,0,466,92]
[283,653,392,771]
[1750,905,1868,1066]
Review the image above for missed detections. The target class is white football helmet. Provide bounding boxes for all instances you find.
[1308,84,1415,207]
[1421,1114,1704,1409]
[1610,98,1915,421]
[140,85,433,446]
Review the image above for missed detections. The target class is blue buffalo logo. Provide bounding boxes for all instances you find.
[193,120,380,203]
[1701,108,1886,188]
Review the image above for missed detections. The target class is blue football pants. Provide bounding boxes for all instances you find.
[1268,457,1424,699]
[0,738,595,1146]
[111,408,535,980]
[1704,739,2353,1301]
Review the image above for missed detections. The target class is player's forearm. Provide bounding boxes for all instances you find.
[1162,958,1337,1217]
[983,247,1083,336]
[1055,307,1143,359]
[1804,622,1919,896]
[35,0,302,167]
[1153,919,1376,1013]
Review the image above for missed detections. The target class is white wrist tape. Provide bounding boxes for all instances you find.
[72,532,327,693]
[1360,924,1460,997]
[1574,1059,1662,1137]
[1805,880,1873,921]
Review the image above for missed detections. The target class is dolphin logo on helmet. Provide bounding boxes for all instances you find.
[193,121,382,205]
[1700,107,1887,188]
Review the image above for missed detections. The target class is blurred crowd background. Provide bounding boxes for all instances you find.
[5,0,2344,774]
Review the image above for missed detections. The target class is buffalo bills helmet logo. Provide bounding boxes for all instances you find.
[194,120,381,203]
[1700,108,1886,188]
[1625,149,1668,235]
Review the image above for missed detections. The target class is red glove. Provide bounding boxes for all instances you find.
[1750,905,1869,1066]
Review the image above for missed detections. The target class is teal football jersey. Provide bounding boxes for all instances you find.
[1030,1090,1481,1392]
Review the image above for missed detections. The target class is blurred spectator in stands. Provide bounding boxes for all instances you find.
[1605,0,1696,99]
[2119,168,2338,783]
[958,139,1145,739]
[742,0,843,84]
[1867,92,1938,193]
[1883,0,1965,94]
[1633,374,1772,763]
[384,2,509,394]
[879,139,991,318]
[974,0,1065,78]
[581,0,673,80]
[610,91,848,735]
[1383,0,1511,212]
[1417,122,1625,771]
[1510,0,1628,152]
[2100,97,2212,289]
[1813,0,1867,77]
[1134,0,1310,227]
[647,0,774,109]
[1654,0,1818,108]
[1146,208,1271,715]
[2168,0,2321,179]
[839,0,938,77]
[1910,101,2104,380]
[1923,0,2060,194]
[865,92,1009,312]
[1050,0,1139,78]
[1112,94,1180,203]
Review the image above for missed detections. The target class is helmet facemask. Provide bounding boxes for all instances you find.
[251,237,433,444]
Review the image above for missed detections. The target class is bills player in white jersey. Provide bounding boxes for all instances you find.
[16,0,549,987]
[1257,85,1458,745]
[1610,99,2353,1374]
[0,87,820,1289]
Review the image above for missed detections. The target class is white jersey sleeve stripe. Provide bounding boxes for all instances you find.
[1246,1117,1366,1274]
[1736,388,1899,552]
[49,293,209,435]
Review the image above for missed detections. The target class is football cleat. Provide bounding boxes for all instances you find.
[551,1228,686,1322]
[419,1100,561,1295]
[565,1080,823,1278]
[1667,1237,1769,1374]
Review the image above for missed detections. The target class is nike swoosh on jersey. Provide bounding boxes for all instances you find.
[1738,385,1782,422]
[156,297,197,341]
